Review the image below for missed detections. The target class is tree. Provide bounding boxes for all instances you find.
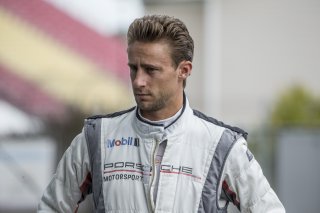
[271,85,320,127]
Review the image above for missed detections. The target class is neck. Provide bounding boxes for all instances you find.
[138,107,183,127]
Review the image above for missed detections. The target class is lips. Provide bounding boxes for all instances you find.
[135,93,150,98]
[134,90,151,96]
[135,93,149,96]
[134,92,151,101]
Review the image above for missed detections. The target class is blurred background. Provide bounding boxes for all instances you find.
[0,0,319,212]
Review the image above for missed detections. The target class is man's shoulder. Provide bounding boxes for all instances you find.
[192,109,248,139]
[86,107,136,120]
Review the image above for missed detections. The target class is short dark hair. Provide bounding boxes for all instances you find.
[127,15,194,68]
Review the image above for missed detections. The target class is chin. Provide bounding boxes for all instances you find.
[137,103,153,111]
[138,105,151,111]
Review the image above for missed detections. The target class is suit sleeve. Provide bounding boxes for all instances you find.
[37,130,91,212]
[221,137,285,213]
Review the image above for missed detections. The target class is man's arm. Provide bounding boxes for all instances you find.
[38,131,91,212]
[221,137,285,212]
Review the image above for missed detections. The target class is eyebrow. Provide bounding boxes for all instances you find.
[127,63,160,69]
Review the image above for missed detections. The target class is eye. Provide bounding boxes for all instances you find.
[145,67,158,74]
[129,65,137,75]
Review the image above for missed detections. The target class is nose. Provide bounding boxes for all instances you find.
[131,69,147,88]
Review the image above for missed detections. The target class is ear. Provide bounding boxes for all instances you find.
[178,60,192,80]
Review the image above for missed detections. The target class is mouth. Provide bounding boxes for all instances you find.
[135,93,150,97]
[134,93,151,100]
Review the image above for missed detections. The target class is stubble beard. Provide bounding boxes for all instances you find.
[136,91,170,113]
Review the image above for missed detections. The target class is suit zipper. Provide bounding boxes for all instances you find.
[149,139,160,211]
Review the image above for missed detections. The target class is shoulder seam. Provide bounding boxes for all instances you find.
[86,107,136,120]
[193,109,248,139]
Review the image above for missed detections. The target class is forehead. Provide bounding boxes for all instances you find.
[127,40,172,62]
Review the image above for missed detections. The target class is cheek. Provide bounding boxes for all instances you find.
[159,77,179,93]
[167,72,180,86]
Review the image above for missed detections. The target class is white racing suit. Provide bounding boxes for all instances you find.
[38,97,285,212]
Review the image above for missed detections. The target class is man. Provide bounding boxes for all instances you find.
[38,15,285,212]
